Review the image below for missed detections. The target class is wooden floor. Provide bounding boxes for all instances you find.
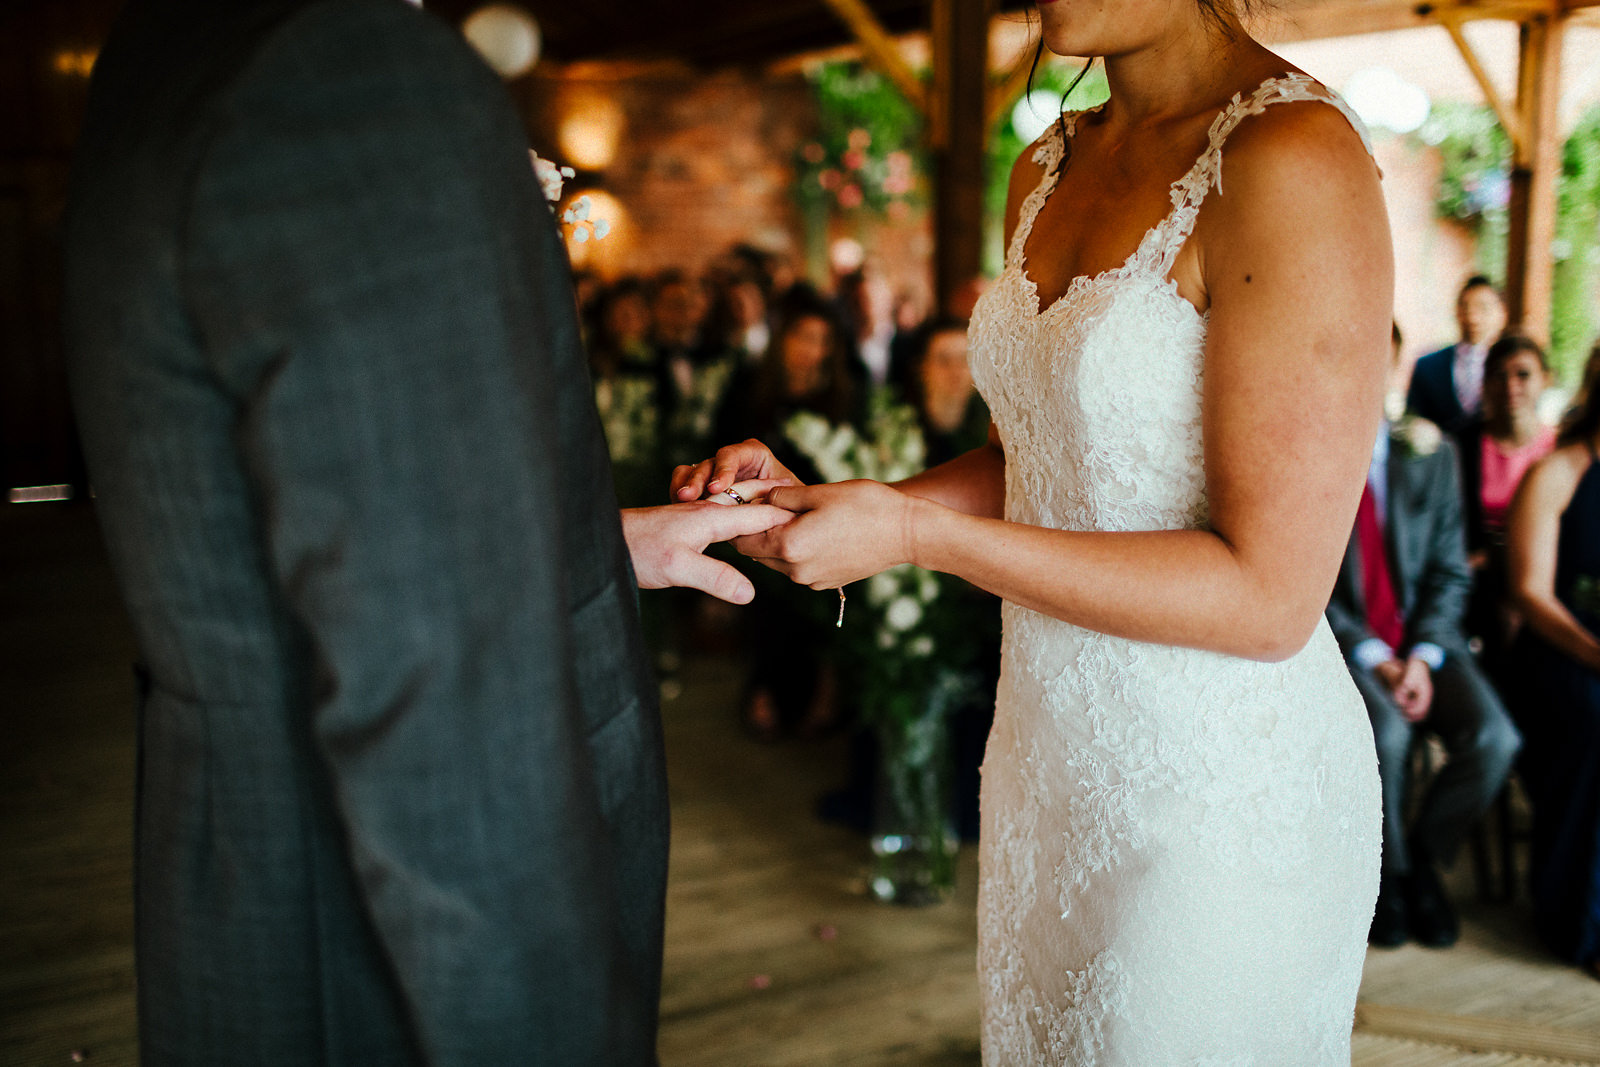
[3,504,1598,1066]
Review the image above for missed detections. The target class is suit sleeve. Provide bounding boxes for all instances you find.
[181,5,634,1061]
[1404,353,1430,420]
[1404,442,1474,652]
[1323,544,1374,659]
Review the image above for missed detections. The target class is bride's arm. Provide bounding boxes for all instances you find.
[739,103,1392,662]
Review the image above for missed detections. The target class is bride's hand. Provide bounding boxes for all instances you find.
[672,439,803,502]
[732,480,916,589]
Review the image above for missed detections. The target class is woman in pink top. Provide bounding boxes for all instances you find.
[1455,332,1557,674]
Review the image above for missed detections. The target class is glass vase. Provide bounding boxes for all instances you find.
[869,707,957,906]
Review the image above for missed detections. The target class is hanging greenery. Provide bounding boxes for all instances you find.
[795,62,928,222]
[1414,101,1600,385]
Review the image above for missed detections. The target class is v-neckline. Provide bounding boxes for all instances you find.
[1015,75,1306,320]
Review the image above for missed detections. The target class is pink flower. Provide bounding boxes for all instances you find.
[836,184,863,209]
[818,169,842,191]
[841,149,866,171]
[848,128,871,150]
[802,142,826,164]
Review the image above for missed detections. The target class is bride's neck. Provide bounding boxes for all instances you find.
[1101,25,1269,128]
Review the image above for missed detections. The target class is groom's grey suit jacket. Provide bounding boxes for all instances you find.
[63,1,666,1062]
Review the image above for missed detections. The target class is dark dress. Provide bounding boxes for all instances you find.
[1513,443,1600,965]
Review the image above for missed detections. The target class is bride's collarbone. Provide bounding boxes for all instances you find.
[1024,174,1182,289]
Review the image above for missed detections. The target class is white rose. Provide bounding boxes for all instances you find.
[885,595,923,632]
[908,635,935,657]
[867,571,899,606]
[877,628,896,650]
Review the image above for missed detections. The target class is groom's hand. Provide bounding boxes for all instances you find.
[620,502,792,604]
[672,439,803,502]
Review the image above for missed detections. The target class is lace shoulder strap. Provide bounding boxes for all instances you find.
[1145,74,1377,274]
[1005,109,1101,271]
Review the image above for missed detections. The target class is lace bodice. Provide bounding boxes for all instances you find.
[973,73,1371,540]
[967,76,1383,1065]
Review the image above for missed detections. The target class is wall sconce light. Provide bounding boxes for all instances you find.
[52,49,98,78]
[558,96,625,172]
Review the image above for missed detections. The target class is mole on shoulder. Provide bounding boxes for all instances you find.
[1244,274,1253,283]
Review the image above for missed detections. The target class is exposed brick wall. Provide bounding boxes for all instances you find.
[518,62,935,299]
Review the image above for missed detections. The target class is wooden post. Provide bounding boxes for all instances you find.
[930,0,992,315]
[1503,13,1564,342]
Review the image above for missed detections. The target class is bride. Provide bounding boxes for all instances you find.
[677,0,1390,1061]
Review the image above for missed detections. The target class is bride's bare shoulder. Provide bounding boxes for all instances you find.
[1001,125,1059,247]
[1216,89,1380,202]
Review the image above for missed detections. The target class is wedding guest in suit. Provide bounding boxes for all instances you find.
[1408,275,1508,434]
[837,265,898,390]
[1507,343,1600,976]
[1452,333,1557,675]
[1327,332,1520,948]
[62,2,784,1062]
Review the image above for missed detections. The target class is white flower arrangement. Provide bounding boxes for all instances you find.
[783,388,926,485]
[782,390,981,730]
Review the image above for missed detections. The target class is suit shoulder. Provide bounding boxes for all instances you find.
[241,0,494,99]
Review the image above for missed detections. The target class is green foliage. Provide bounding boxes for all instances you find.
[1415,101,1600,386]
[795,62,928,220]
[983,59,1110,276]
[1552,108,1600,383]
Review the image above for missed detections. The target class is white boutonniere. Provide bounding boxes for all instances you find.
[529,149,610,242]
[1390,413,1442,458]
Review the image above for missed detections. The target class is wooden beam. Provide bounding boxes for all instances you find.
[930,0,992,313]
[1439,14,1524,152]
[816,0,926,115]
[1259,0,1562,44]
[1503,12,1566,341]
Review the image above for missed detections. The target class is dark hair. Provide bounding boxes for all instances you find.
[1459,274,1501,300]
[753,285,855,425]
[1559,341,1600,447]
[1484,332,1550,378]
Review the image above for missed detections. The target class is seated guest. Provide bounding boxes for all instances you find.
[1327,332,1521,948]
[908,316,990,465]
[836,265,897,390]
[652,270,737,467]
[1408,275,1507,434]
[586,278,665,506]
[1507,343,1600,977]
[717,287,858,737]
[1454,333,1557,672]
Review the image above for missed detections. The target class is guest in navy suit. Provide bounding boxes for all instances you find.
[1407,275,1508,434]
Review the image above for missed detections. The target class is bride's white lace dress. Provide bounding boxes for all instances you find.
[966,75,1382,1064]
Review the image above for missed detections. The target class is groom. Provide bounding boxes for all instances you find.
[62,0,784,1063]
